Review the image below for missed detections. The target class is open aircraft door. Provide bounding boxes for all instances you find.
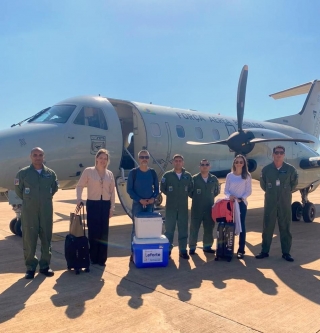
[115,173,134,218]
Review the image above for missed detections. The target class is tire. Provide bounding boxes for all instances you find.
[9,218,17,235]
[154,193,163,207]
[302,202,316,223]
[291,201,302,221]
[14,219,22,237]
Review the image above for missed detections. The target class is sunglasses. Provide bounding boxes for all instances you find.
[139,156,150,159]
[274,151,285,155]
[200,163,210,166]
[234,161,244,164]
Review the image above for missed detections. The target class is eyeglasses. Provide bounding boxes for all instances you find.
[274,151,285,155]
[139,156,150,159]
[200,163,210,166]
[234,161,244,164]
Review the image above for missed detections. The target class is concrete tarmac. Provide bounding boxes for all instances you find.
[0,180,320,333]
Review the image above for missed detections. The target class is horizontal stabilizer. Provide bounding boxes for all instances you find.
[269,82,312,100]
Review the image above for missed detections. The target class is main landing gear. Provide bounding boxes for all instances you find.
[9,204,23,236]
[291,186,316,223]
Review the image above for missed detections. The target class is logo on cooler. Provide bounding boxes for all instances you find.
[142,249,163,263]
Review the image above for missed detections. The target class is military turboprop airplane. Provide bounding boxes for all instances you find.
[1,65,320,236]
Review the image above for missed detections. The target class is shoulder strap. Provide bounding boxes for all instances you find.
[150,168,157,182]
[132,168,138,184]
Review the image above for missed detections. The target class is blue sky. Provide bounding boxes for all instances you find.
[1,0,320,130]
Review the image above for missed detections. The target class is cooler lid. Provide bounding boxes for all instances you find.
[133,235,168,244]
[134,211,162,218]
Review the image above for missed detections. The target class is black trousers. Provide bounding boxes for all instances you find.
[86,199,111,264]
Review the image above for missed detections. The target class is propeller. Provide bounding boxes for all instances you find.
[187,65,314,155]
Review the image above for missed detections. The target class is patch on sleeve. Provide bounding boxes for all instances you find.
[14,178,19,185]
[161,177,166,183]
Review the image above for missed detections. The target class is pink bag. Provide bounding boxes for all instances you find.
[211,199,234,223]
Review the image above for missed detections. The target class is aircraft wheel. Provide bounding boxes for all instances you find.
[302,202,316,223]
[9,218,18,235]
[154,193,163,207]
[14,219,23,237]
[291,201,302,221]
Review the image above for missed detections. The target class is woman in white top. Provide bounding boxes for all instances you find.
[224,154,252,259]
[76,149,115,266]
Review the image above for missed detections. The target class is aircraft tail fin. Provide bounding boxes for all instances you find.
[266,80,320,138]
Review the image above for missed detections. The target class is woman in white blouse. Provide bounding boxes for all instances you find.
[76,149,115,266]
[224,154,252,259]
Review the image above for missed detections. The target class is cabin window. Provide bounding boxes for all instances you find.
[212,129,220,140]
[176,125,185,138]
[150,123,161,137]
[28,105,76,124]
[74,107,108,130]
[195,127,203,139]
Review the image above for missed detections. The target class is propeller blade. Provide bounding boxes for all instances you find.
[249,138,314,144]
[237,65,248,132]
[187,140,228,146]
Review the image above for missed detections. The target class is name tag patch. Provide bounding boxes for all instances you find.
[197,189,201,194]
[25,188,30,194]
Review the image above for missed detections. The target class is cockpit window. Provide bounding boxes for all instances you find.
[74,107,108,130]
[29,105,76,123]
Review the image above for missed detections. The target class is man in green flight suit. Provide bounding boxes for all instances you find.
[15,147,59,279]
[256,145,298,262]
[161,154,193,259]
[189,159,220,255]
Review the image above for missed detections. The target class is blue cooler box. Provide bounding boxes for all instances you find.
[133,235,169,268]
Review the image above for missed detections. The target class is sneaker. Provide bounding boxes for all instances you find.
[189,249,196,255]
[203,248,215,254]
[39,267,54,277]
[282,253,294,262]
[179,253,190,260]
[25,270,35,279]
[255,252,269,259]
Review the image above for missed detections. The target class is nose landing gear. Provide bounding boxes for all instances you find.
[291,187,316,223]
